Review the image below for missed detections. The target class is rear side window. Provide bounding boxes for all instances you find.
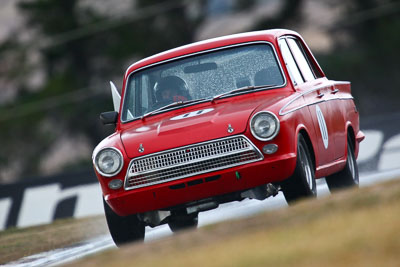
[287,38,315,82]
[278,39,304,86]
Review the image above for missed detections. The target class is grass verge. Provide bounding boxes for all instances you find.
[2,178,400,266]
[67,178,400,267]
[0,215,108,264]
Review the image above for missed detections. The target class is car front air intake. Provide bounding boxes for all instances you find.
[124,135,263,190]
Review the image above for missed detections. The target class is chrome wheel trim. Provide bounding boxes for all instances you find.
[348,145,358,184]
[299,144,313,191]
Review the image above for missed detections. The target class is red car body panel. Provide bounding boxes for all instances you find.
[120,90,290,159]
[93,29,363,217]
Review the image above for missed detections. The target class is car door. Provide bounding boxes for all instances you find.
[278,37,336,168]
[287,37,347,161]
[325,82,347,160]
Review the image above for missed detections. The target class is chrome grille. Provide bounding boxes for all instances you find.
[125,135,263,190]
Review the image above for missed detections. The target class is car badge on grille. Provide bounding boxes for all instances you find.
[138,143,144,153]
[227,124,234,133]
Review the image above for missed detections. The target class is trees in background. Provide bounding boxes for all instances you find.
[0,0,206,182]
[318,0,400,114]
[0,0,399,182]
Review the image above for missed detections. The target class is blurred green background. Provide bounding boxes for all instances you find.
[0,0,399,183]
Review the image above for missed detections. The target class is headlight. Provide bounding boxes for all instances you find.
[250,111,280,141]
[94,147,123,177]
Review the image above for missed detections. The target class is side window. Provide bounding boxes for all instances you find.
[278,39,304,86]
[287,38,315,82]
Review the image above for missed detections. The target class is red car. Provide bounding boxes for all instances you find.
[93,29,364,246]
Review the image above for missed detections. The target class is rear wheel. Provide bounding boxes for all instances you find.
[281,134,316,204]
[168,214,198,233]
[103,199,145,247]
[325,136,359,191]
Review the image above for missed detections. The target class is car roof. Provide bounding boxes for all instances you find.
[124,29,299,79]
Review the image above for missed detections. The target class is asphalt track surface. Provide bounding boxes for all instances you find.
[5,129,400,266]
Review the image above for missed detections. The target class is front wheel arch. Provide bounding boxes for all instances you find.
[298,129,316,174]
[281,133,317,204]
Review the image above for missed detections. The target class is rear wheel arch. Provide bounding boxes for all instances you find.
[325,127,359,191]
[346,125,356,151]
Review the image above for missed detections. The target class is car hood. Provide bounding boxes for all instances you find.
[120,94,285,158]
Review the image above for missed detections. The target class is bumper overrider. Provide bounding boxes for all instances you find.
[103,135,296,216]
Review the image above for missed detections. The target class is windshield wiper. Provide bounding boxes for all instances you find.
[212,84,276,102]
[141,98,206,120]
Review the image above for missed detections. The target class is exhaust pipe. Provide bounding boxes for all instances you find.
[241,183,280,200]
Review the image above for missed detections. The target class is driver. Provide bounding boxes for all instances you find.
[154,76,190,106]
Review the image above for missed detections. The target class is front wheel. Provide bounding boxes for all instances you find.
[281,134,317,204]
[168,214,198,233]
[103,199,145,247]
[325,136,359,191]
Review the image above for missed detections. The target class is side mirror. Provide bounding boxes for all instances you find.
[100,111,118,125]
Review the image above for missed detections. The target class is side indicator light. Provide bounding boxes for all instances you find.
[263,144,278,154]
[108,179,123,190]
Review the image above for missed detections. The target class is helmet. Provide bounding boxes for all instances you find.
[154,76,190,104]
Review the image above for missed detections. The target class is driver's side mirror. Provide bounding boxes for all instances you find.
[100,111,118,125]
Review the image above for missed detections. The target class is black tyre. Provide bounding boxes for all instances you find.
[281,134,317,204]
[103,199,145,247]
[168,214,198,233]
[325,136,359,191]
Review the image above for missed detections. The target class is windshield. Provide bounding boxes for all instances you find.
[121,43,284,122]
